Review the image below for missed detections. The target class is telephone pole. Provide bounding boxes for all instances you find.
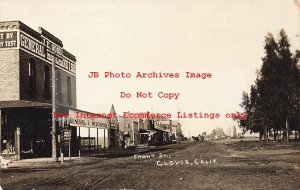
[52,58,57,161]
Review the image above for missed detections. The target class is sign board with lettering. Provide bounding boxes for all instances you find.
[68,109,110,129]
[20,32,46,58]
[18,31,76,75]
[0,31,17,48]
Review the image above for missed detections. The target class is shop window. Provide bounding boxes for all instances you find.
[44,65,50,96]
[28,59,36,90]
[56,71,62,102]
[67,76,72,104]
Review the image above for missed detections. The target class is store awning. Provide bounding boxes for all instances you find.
[152,126,171,133]
[0,100,52,109]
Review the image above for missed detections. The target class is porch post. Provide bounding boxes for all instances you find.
[96,128,98,154]
[104,128,106,156]
[16,127,20,160]
[88,127,90,157]
[0,109,2,156]
[78,127,81,158]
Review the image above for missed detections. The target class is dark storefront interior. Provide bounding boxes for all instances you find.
[1,107,52,158]
[1,106,80,159]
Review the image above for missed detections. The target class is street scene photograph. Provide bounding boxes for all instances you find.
[0,0,300,189]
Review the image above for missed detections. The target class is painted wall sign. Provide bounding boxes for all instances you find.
[19,31,76,75]
[0,31,17,48]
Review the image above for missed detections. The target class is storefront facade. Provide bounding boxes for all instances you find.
[67,109,111,156]
[118,112,174,146]
[0,21,76,160]
[149,118,173,145]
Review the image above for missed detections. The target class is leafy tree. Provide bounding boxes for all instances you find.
[259,33,283,140]
[237,29,300,142]
[276,30,299,142]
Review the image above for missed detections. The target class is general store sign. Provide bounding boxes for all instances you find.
[68,109,109,129]
[19,31,76,75]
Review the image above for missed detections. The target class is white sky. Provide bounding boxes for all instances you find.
[0,0,299,136]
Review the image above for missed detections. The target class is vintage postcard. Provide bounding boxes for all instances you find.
[0,0,299,189]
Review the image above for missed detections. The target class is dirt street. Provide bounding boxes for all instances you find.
[1,139,300,190]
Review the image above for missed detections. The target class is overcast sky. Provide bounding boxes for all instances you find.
[0,0,299,136]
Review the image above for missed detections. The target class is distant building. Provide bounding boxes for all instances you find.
[151,117,172,145]
[232,125,237,138]
[108,104,119,147]
[118,112,150,146]
[171,120,182,141]
[118,111,175,146]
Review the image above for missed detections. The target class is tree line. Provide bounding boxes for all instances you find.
[238,29,300,142]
